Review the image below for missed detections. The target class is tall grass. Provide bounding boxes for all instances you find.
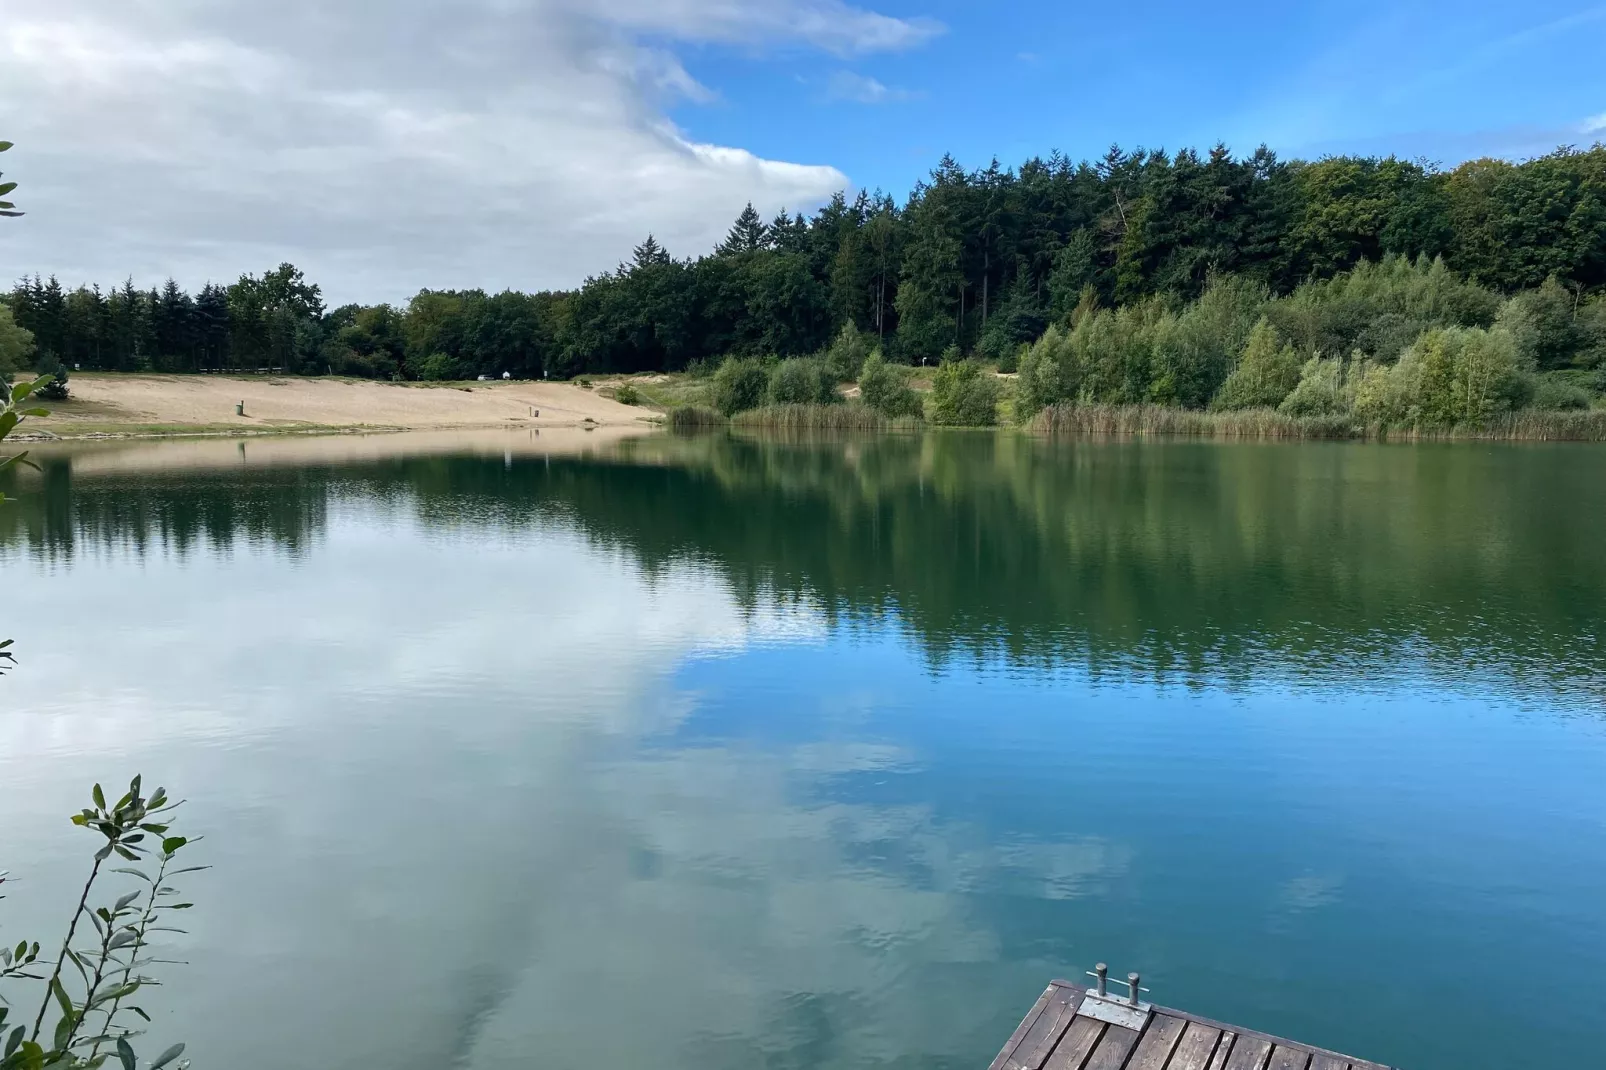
[1382,410,1606,442]
[667,404,725,431]
[1033,403,1358,439]
[732,403,911,432]
[1033,402,1606,441]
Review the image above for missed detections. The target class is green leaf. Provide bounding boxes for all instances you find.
[50,977,73,1021]
[107,931,137,951]
[92,784,106,810]
[109,868,150,883]
[137,825,168,835]
[149,1043,184,1069]
[114,892,141,912]
[5,1026,22,1057]
[115,1037,135,1070]
[128,1008,149,1023]
[0,142,11,151]
[159,838,185,855]
[0,183,15,197]
[113,846,139,861]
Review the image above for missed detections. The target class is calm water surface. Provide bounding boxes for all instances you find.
[3,431,1605,1069]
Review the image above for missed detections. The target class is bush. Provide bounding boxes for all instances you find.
[1278,357,1357,417]
[36,361,70,401]
[577,376,593,388]
[1016,324,1072,420]
[1264,254,1501,360]
[712,356,770,415]
[417,352,461,381]
[824,322,871,382]
[685,357,715,379]
[930,358,1001,426]
[613,383,641,406]
[857,350,923,418]
[0,304,35,381]
[1498,277,1589,370]
[1531,375,1592,411]
[1211,319,1302,410]
[1353,326,1531,427]
[768,357,839,406]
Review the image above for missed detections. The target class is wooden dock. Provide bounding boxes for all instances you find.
[989,977,1393,1070]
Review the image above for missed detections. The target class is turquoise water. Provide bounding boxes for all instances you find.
[2,431,1604,1069]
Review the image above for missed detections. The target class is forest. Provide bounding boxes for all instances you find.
[2,143,1604,410]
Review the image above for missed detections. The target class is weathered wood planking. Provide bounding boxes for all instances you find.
[988,981,1393,1070]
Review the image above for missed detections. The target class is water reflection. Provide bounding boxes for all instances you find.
[3,431,1606,1070]
[6,431,1605,701]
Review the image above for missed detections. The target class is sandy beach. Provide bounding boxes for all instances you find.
[20,374,654,438]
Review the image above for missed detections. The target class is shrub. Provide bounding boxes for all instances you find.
[1265,254,1501,359]
[823,322,871,382]
[1278,357,1358,417]
[1016,324,1072,420]
[768,357,839,406]
[577,376,593,388]
[1531,375,1592,411]
[1498,276,1589,370]
[0,304,34,381]
[930,358,1001,426]
[1354,326,1531,427]
[712,356,770,416]
[417,351,461,381]
[857,350,923,418]
[1153,275,1267,407]
[1211,319,1302,410]
[36,361,70,401]
[613,383,640,406]
[685,357,715,379]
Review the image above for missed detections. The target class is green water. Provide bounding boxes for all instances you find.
[3,431,1605,1069]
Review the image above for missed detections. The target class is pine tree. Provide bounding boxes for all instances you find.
[630,234,671,270]
[718,203,768,255]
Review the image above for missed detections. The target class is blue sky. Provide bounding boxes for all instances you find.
[5,0,1604,302]
[673,0,1606,197]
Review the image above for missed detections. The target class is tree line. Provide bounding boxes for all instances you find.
[3,143,1604,384]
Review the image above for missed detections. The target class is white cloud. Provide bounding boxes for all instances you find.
[0,0,940,305]
[1583,112,1606,135]
[825,70,920,104]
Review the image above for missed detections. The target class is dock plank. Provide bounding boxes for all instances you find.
[1082,1024,1140,1070]
[1123,1014,1187,1070]
[988,986,1055,1070]
[1223,1036,1272,1070]
[1168,1022,1225,1070]
[1001,980,1392,1070]
[1008,985,1084,1070]
[1265,1046,1311,1070]
[1204,1031,1238,1070]
[1042,1016,1106,1070]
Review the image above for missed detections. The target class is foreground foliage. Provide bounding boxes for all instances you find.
[0,778,198,1070]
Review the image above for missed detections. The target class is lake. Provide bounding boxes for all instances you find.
[3,429,1605,1070]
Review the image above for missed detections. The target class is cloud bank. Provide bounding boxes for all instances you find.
[0,0,938,304]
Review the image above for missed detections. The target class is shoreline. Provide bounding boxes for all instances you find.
[16,372,659,441]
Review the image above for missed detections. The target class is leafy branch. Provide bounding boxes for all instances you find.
[0,778,199,1070]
